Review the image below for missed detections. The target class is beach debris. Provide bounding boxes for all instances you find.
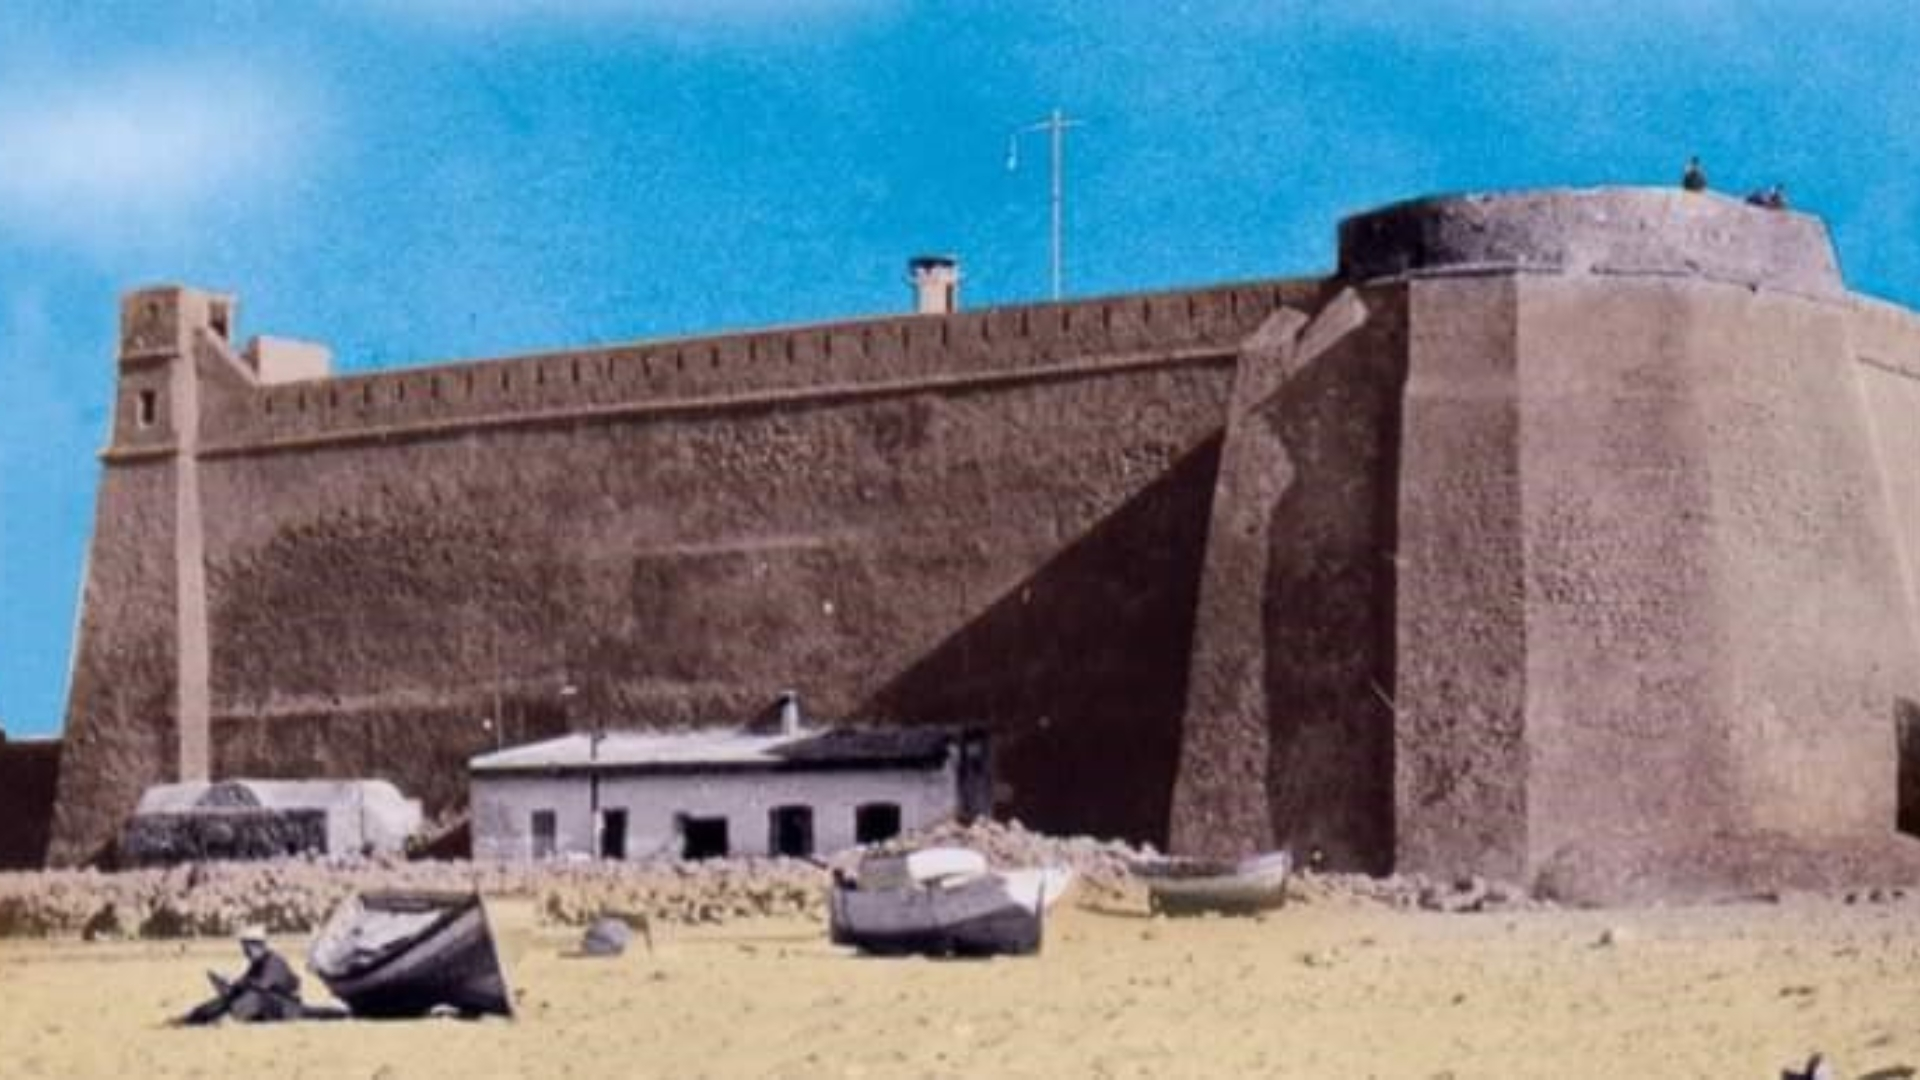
[1782,1052,1835,1080]
[580,916,633,957]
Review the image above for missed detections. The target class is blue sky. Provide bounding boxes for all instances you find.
[3,1,1917,737]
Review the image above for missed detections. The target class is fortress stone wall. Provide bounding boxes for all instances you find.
[45,188,1920,902]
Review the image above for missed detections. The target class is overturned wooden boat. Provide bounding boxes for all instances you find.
[308,891,513,1018]
[1133,850,1292,915]
[828,847,1073,958]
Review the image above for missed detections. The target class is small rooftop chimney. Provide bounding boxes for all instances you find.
[777,690,803,736]
[908,255,960,315]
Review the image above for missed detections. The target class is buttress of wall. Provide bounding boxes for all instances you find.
[1169,284,1408,872]
[1519,276,1912,872]
[46,461,178,866]
[185,286,1305,843]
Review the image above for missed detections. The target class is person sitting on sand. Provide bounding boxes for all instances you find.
[179,926,305,1025]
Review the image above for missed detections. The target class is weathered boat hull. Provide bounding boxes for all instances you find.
[1136,851,1292,915]
[829,872,1056,957]
[309,891,513,1018]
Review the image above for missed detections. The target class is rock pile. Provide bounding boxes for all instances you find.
[1292,871,1553,914]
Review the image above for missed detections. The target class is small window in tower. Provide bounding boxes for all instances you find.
[136,389,158,428]
[208,303,230,341]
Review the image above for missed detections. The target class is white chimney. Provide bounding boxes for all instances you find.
[908,255,960,315]
[777,690,803,736]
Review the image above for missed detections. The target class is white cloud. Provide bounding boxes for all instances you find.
[0,60,317,254]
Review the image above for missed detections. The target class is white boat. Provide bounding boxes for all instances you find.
[1132,850,1292,915]
[829,848,1073,957]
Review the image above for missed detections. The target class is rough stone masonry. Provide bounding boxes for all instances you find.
[44,188,1920,903]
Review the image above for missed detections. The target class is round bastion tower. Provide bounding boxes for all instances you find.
[1348,189,1920,899]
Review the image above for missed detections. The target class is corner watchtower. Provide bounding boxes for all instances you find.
[113,285,236,452]
[54,284,338,865]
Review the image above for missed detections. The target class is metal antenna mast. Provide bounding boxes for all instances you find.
[1007,106,1085,301]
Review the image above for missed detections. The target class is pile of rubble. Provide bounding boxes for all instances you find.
[1293,871,1553,914]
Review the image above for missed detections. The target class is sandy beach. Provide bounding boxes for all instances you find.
[3,884,1919,1080]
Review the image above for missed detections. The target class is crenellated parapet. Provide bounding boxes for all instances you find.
[108,282,1316,460]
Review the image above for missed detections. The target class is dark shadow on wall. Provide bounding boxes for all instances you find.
[1259,304,1406,874]
[0,739,62,869]
[1898,698,1920,838]
[857,436,1225,848]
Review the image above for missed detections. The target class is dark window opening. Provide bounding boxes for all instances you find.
[209,303,230,341]
[958,733,993,821]
[855,802,901,845]
[769,805,815,857]
[136,389,157,428]
[531,809,557,859]
[679,814,730,860]
[599,808,628,860]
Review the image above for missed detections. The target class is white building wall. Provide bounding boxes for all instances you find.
[472,774,594,861]
[471,761,959,862]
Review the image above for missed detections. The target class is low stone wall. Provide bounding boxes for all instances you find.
[0,821,1143,938]
[0,819,1567,940]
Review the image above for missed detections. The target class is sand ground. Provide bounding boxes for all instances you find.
[2,891,1918,1079]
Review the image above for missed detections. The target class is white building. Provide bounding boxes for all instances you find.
[469,722,991,862]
